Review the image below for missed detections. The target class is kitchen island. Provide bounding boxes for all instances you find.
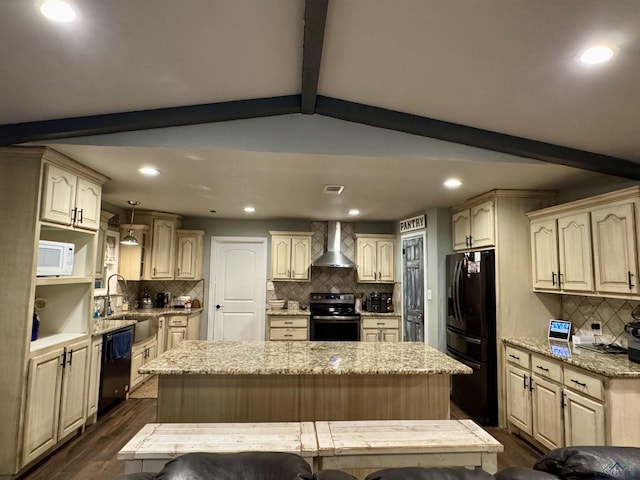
[140,341,471,423]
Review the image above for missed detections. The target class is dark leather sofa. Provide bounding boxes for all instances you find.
[119,446,640,480]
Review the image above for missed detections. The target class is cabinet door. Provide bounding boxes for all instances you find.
[74,177,101,231]
[150,219,176,279]
[118,227,147,281]
[58,339,89,440]
[176,234,202,279]
[356,238,377,282]
[271,236,292,280]
[563,389,605,446]
[22,348,64,466]
[95,220,107,278]
[532,375,564,450]
[452,209,471,251]
[167,327,187,350]
[130,344,145,391]
[86,337,103,420]
[362,329,380,342]
[557,212,594,292]
[41,164,76,226]
[470,200,495,248]
[376,240,395,283]
[187,313,200,340]
[506,363,532,435]
[290,236,311,280]
[157,316,166,356]
[381,329,399,342]
[591,203,639,295]
[530,218,560,290]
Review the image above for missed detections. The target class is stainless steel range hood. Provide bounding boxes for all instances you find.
[312,221,357,268]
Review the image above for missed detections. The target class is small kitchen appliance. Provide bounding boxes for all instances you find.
[37,240,74,276]
[364,292,392,312]
[627,321,640,364]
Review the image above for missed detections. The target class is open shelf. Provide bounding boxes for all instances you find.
[36,276,93,286]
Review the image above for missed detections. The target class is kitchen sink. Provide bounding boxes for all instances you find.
[121,317,158,344]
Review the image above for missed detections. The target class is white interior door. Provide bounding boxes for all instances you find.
[209,237,267,341]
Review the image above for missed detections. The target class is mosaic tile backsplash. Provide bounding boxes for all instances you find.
[562,295,639,347]
[96,279,204,311]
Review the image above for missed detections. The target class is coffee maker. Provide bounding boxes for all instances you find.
[365,292,392,312]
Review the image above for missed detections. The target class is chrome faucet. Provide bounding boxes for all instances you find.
[106,273,128,316]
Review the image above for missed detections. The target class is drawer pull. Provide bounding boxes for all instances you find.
[536,365,549,372]
[284,321,293,325]
[377,322,385,326]
[284,334,293,337]
[509,354,520,360]
[570,379,587,387]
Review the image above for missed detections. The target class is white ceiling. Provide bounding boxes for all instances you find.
[2,0,639,219]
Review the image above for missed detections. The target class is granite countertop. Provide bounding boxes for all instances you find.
[358,310,400,317]
[266,309,311,316]
[140,340,473,376]
[92,319,137,336]
[109,307,203,318]
[503,337,640,378]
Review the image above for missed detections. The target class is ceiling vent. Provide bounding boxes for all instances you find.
[322,185,344,195]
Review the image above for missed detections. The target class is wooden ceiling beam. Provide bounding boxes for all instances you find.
[0,96,301,146]
[301,0,329,114]
[315,96,640,181]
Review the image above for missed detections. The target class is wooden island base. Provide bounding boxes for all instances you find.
[156,373,451,423]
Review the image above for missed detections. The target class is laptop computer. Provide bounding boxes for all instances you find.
[548,319,572,358]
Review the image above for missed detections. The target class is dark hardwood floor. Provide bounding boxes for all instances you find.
[19,399,541,479]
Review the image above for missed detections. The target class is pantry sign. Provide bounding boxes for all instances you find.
[399,214,426,233]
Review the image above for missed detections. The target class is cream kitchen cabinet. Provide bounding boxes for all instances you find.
[355,234,395,283]
[562,367,605,446]
[269,232,313,281]
[41,163,102,231]
[590,201,639,295]
[156,316,167,356]
[528,186,640,299]
[118,224,150,281]
[23,337,89,466]
[529,212,594,292]
[451,199,495,251]
[85,336,103,424]
[175,229,204,280]
[361,316,400,342]
[268,315,309,341]
[165,314,200,350]
[130,336,157,391]
[148,217,176,279]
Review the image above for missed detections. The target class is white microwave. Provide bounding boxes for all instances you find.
[37,240,75,276]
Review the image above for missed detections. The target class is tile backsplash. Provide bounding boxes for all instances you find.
[95,279,204,313]
[562,295,639,346]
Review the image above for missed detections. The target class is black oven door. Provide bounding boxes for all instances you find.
[310,315,361,341]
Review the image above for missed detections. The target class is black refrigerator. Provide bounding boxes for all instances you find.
[446,250,498,426]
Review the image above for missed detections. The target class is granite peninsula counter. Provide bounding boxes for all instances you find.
[141,341,472,423]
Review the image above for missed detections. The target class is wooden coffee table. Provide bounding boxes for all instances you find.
[314,419,503,476]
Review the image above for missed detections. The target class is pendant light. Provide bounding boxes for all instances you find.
[120,200,141,245]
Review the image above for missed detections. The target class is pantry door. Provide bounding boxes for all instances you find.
[209,237,267,341]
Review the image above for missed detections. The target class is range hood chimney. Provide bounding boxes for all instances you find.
[312,221,356,268]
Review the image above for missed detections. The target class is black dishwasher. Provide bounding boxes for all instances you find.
[99,325,134,413]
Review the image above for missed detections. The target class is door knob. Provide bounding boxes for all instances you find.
[216,304,223,310]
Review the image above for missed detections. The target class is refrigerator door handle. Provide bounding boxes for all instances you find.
[454,260,463,322]
[448,349,482,370]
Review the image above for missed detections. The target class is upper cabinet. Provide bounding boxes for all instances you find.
[118,211,183,280]
[269,232,313,281]
[527,187,640,298]
[175,230,205,280]
[355,234,395,283]
[451,199,495,251]
[41,163,102,231]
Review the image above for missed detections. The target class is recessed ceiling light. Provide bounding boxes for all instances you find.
[444,178,462,189]
[39,0,76,22]
[244,206,255,213]
[138,167,160,176]
[348,209,360,216]
[579,45,614,65]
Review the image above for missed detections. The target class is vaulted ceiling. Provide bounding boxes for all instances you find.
[1,1,638,219]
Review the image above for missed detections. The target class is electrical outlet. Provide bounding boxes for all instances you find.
[591,321,602,331]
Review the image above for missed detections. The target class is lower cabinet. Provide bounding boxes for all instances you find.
[268,315,309,341]
[166,314,200,350]
[505,345,607,450]
[130,336,157,391]
[85,336,103,424]
[22,337,89,467]
[361,316,400,342]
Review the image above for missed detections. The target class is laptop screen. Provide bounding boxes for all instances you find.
[548,320,571,341]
